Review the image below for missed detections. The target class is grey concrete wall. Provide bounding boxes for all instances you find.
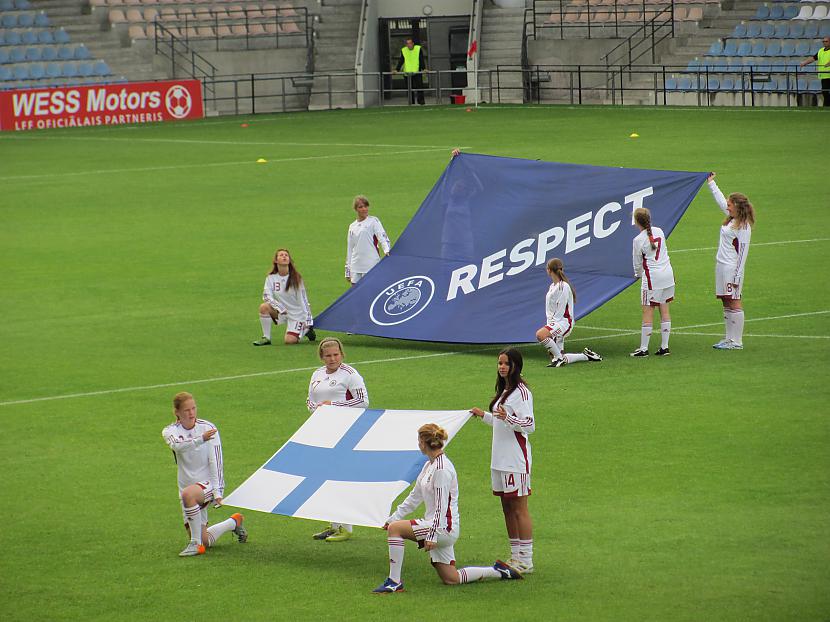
[201,48,308,75]
[377,0,471,18]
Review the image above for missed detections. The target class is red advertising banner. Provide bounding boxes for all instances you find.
[0,79,204,131]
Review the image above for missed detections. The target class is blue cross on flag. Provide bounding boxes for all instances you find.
[224,406,472,527]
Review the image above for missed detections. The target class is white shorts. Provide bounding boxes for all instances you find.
[409,519,458,565]
[491,469,532,498]
[349,272,366,284]
[641,285,675,307]
[179,480,214,523]
[545,319,572,339]
[272,313,311,338]
[715,264,742,299]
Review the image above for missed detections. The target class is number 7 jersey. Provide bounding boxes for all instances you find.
[632,226,675,290]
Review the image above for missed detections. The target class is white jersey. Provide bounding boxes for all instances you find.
[262,272,313,323]
[387,453,460,542]
[307,363,369,412]
[633,226,675,290]
[482,383,534,473]
[345,215,391,279]
[545,280,574,330]
[708,180,751,284]
[162,418,225,498]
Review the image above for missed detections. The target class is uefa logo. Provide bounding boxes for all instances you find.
[165,84,192,119]
[369,276,435,326]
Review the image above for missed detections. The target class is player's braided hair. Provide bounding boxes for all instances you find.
[269,248,303,292]
[634,207,657,250]
[489,347,528,412]
[546,257,577,303]
[418,423,448,450]
[726,192,755,229]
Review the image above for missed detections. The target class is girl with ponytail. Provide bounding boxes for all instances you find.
[631,207,676,357]
[535,258,602,367]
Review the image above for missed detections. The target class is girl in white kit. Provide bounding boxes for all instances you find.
[345,195,391,285]
[630,207,675,357]
[253,248,315,346]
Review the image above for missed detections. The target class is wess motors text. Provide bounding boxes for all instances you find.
[12,88,163,117]
[446,187,653,301]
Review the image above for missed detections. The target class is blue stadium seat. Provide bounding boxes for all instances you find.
[10,47,25,62]
[12,64,29,80]
[60,61,77,78]
[719,77,735,91]
[0,0,13,9]
[803,23,818,39]
[78,62,93,77]
[728,57,744,72]
[706,77,720,91]
[747,23,762,38]
[782,4,798,19]
[17,12,34,28]
[0,48,8,64]
[737,41,752,56]
[707,41,724,56]
[29,62,44,79]
[760,23,775,38]
[774,23,789,38]
[821,23,830,38]
[16,0,32,8]
[45,61,60,78]
[21,30,37,45]
[0,66,11,81]
[41,46,56,61]
[4,30,21,45]
[711,57,729,72]
[788,22,804,39]
[724,40,738,56]
[54,29,70,44]
[677,76,692,91]
[732,23,747,38]
[808,79,821,93]
[1,13,16,27]
[93,60,111,76]
[752,41,767,56]
[766,40,782,56]
[752,5,770,19]
[795,41,811,57]
[665,77,678,91]
[769,5,784,19]
[687,58,701,71]
[74,45,90,60]
[37,29,53,44]
[780,41,796,56]
[34,11,48,27]
[57,45,73,60]
[0,32,4,46]
[24,46,40,61]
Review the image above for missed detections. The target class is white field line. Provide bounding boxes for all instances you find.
[0,146,456,181]
[0,135,462,149]
[672,238,830,254]
[1,310,826,408]
[672,331,830,340]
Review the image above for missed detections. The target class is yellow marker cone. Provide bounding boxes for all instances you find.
[256,158,267,163]
[629,133,639,138]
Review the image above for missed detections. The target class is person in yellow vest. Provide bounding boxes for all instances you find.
[396,37,426,105]
[800,36,830,107]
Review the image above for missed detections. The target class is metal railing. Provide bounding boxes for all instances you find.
[601,3,674,89]
[153,21,217,102]
[533,0,676,39]
[198,67,823,114]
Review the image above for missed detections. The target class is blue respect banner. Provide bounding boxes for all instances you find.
[315,153,708,343]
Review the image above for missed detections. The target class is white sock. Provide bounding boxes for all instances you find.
[564,352,588,364]
[332,523,353,533]
[510,538,520,560]
[726,309,739,342]
[640,323,652,350]
[259,314,272,339]
[540,336,562,359]
[723,310,730,341]
[732,310,744,345]
[660,321,671,349]
[183,505,203,545]
[388,537,405,582]
[458,566,501,583]
[519,539,533,566]
[206,517,236,547]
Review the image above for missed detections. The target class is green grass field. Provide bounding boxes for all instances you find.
[1,105,828,622]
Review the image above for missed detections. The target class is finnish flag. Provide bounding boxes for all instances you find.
[224,406,472,527]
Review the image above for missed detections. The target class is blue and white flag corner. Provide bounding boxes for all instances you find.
[224,406,472,528]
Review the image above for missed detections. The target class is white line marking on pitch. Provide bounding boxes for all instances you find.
[672,331,830,340]
[0,147,454,181]
[2,310,826,407]
[672,238,830,253]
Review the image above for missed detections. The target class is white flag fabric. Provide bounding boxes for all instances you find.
[224,406,472,528]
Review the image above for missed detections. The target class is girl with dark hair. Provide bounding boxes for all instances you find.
[253,249,315,346]
[535,258,601,367]
[373,423,522,593]
[630,207,675,357]
[707,173,755,350]
[470,348,536,574]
